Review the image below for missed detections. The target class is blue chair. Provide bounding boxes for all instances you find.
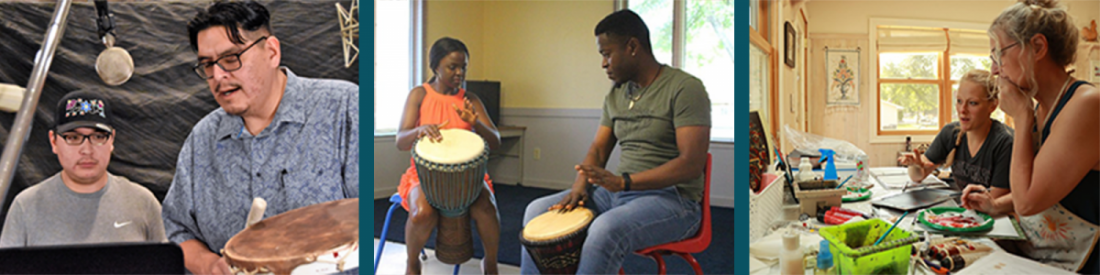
[376,193,460,275]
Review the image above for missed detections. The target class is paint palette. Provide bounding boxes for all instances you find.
[842,186,872,202]
[918,207,994,232]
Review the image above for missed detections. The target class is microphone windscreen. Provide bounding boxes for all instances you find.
[95,47,133,86]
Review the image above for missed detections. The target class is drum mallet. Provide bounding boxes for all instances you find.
[245,197,267,229]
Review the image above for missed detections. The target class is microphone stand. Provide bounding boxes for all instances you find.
[95,0,115,48]
[0,0,73,209]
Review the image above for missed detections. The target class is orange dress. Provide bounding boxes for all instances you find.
[399,84,494,211]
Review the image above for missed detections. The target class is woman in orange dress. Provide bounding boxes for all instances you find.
[395,37,501,274]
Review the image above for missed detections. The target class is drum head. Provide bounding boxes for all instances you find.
[223,198,359,274]
[95,47,133,86]
[522,208,594,242]
[414,129,485,165]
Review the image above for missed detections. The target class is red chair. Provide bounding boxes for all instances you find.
[621,153,713,275]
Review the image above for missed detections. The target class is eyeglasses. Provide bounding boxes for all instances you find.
[990,42,1020,66]
[192,36,268,80]
[57,132,112,146]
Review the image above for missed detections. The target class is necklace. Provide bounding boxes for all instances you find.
[627,66,664,109]
[628,87,642,109]
[1031,76,1074,151]
[1036,76,1074,131]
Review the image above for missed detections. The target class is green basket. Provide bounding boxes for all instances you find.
[818,218,919,275]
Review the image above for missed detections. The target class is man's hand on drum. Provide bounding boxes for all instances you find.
[550,179,590,212]
[576,164,626,192]
[416,120,449,143]
[453,98,477,124]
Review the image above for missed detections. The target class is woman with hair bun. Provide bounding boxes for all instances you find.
[989,0,1100,273]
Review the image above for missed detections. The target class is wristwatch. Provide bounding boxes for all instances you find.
[622,173,632,191]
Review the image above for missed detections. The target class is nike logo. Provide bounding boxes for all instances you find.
[113,221,132,228]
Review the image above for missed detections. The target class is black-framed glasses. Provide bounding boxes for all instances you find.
[57,132,112,146]
[192,36,269,79]
[990,42,1020,66]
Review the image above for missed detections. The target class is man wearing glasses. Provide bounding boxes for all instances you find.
[0,91,167,248]
[161,1,359,274]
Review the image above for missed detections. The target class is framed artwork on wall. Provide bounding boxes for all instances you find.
[826,48,860,106]
[784,21,796,68]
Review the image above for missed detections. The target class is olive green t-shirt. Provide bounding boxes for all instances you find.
[600,65,711,202]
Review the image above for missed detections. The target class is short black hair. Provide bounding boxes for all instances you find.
[187,1,272,52]
[429,37,469,72]
[594,9,652,51]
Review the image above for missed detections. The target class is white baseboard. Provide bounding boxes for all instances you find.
[711,195,734,208]
[374,187,398,200]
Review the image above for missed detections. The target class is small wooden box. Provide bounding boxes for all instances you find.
[793,179,844,217]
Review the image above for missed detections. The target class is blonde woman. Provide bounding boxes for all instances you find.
[898,70,1015,217]
[989,0,1100,273]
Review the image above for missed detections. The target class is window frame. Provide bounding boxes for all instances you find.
[374,0,424,136]
[747,0,776,140]
[867,18,993,144]
[619,0,740,142]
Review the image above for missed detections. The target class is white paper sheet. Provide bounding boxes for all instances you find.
[955,250,1074,275]
[875,174,950,189]
[869,167,909,177]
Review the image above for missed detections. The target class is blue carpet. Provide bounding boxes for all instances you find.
[373,184,735,274]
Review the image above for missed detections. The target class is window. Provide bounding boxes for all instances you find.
[374,0,422,135]
[874,23,1007,137]
[750,42,769,118]
[625,0,735,141]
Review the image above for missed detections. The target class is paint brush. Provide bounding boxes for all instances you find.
[835,175,854,189]
[871,210,906,247]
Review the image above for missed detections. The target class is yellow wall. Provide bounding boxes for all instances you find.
[424,0,486,82]
[425,0,615,109]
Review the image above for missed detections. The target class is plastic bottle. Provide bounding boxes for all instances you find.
[780,231,803,275]
[818,149,837,181]
[815,240,835,275]
[797,157,815,182]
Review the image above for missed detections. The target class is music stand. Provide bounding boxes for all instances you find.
[0,242,184,274]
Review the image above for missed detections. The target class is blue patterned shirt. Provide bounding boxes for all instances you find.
[162,68,359,253]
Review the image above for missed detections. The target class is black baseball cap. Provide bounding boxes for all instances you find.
[54,91,113,133]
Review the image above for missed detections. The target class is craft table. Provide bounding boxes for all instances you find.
[748,167,1068,275]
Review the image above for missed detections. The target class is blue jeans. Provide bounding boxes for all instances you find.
[520,186,702,274]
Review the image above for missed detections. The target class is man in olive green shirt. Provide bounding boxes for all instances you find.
[520,9,711,274]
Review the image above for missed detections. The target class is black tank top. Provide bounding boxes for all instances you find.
[1036,80,1100,273]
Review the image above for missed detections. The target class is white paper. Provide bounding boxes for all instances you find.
[875,174,950,189]
[748,256,769,274]
[869,167,909,177]
[955,250,1075,275]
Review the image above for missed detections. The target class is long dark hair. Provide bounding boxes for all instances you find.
[428,37,469,82]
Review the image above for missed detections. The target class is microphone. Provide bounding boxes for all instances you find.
[94,0,133,86]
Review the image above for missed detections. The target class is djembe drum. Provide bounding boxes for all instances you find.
[520,207,595,274]
[412,129,489,264]
[222,198,359,275]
